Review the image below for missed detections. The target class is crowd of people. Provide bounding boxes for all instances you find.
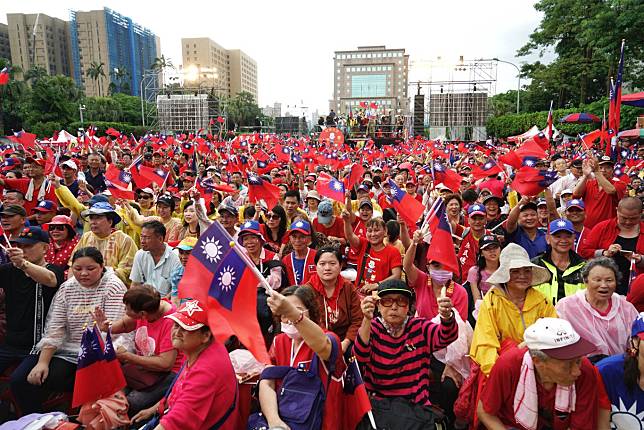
[0,127,642,430]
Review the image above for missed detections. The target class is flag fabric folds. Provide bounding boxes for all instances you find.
[387,178,425,227]
[425,198,459,274]
[178,221,270,363]
[471,160,503,181]
[247,174,280,209]
[316,172,345,203]
[511,167,558,197]
[341,358,373,430]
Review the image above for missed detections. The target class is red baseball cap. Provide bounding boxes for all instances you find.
[165,300,208,331]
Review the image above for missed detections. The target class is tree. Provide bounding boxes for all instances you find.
[224,91,264,130]
[111,66,130,95]
[24,75,81,130]
[24,65,48,86]
[0,59,29,134]
[87,61,106,96]
[518,0,644,108]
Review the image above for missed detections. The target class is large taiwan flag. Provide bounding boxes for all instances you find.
[388,178,425,227]
[178,221,270,363]
[316,172,345,203]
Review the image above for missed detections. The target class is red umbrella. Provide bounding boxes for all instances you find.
[621,92,644,108]
[618,129,644,139]
[559,113,601,123]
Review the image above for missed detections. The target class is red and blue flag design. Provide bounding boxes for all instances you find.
[472,159,503,180]
[425,197,459,274]
[511,167,558,196]
[431,162,462,193]
[388,178,425,227]
[178,221,270,363]
[316,172,345,203]
[247,173,281,209]
[341,358,373,430]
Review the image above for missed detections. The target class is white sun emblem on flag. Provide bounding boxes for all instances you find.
[78,343,88,361]
[525,160,535,167]
[332,181,343,191]
[218,266,237,292]
[200,236,223,264]
[122,172,131,183]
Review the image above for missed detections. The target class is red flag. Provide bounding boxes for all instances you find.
[579,129,602,150]
[471,160,503,181]
[178,221,271,363]
[609,40,625,133]
[105,164,133,189]
[431,163,462,193]
[138,165,170,187]
[345,162,365,190]
[387,179,425,227]
[247,174,281,209]
[105,127,121,138]
[316,172,345,203]
[0,68,9,86]
[511,167,558,196]
[424,198,459,274]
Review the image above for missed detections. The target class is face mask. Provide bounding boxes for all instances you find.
[430,269,453,285]
[281,323,301,340]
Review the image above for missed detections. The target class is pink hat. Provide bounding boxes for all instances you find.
[44,215,75,231]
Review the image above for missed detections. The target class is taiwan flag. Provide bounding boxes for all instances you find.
[425,198,459,274]
[316,172,345,203]
[431,163,462,193]
[247,173,280,209]
[388,178,425,227]
[472,160,503,181]
[181,141,195,156]
[139,165,170,187]
[105,164,133,189]
[511,167,558,196]
[178,221,270,363]
[345,162,365,190]
[275,144,291,163]
[341,358,373,430]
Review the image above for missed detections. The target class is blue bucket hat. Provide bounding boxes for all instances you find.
[81,201,122,226]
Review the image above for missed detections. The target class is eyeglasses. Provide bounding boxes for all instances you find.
[48,225,67,231]
[379,297,410,307]
[138,195,152,200]
[266,214,280,220]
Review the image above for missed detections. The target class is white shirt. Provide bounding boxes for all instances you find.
[130,244,182,296]
[549,172,581,197]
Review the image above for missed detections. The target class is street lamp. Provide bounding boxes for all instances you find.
[492,58,521,114]
[79,104,86,127]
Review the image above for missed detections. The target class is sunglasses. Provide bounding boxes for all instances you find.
[379,297,410,308]
[266,214,280,220]
[48,225,68,231]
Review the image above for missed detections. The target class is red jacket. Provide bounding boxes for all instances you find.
[579,218,644,277]
[282,247,317,286]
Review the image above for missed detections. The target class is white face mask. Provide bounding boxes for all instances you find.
[281,323,301,340]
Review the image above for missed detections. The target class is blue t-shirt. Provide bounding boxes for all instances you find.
[292,255,305,284]
[597,354,644,429]
[507,226,547,259]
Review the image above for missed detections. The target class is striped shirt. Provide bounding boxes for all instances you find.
[353,316,458,406]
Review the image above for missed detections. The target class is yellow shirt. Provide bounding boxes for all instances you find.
[71,230,138,285]
[470,286,557,375]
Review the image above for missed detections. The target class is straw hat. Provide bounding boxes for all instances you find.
[486,243,550,286]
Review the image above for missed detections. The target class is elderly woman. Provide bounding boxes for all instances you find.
[131,300,238,430]
[259,285,345,430]
[301,246,363,354]
[354,279,458,429]
[470,243,556,376]
[597,313,644,429]
[44,215,79,269]
[556,257,639,362]
[10,247,127,414]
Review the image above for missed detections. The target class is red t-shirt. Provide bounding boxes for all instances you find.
[347,219,367,265]
[411,271,469,319]
[313,216,345,240]
[581,178,626,228]
[270,332,346,430]
[135,301,185,373]
[481,346,599,430]
[2,177,58,214]
[353,237,402,287]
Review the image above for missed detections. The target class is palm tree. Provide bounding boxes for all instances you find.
[24,65,48,85]
[151,55,174,85]
[111,66,130,94]
[86,61,106,96]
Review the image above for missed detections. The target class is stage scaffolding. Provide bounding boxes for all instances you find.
[410,58,497,141]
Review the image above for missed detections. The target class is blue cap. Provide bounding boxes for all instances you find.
[11,226,50,245]
[288,220,311,236]
[88,194,110,206]
[631,313,644,338]
[239,220,264,241]
[467,204,486,217]
[565,199,585,210]
[549,218,575,235]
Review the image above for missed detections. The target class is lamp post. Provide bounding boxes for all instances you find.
[492,58,521,114]
[79,104,86,127]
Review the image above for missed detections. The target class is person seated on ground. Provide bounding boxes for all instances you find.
[0,227,64,374]
[478,318,601,430]
[354,280,458,429]
[556,257,638,363]
[282,220,317,286]
[579,196,644,296]
[131,300,238,429]
[169,237,197,307]
[597,313,644,429]
[467,235,501,305]
[505,196,548,259]
[470,243,555,376]
[93,285,185,417]
[73,201,138,284]
[43,215,79,270]
[300,246,362,354]
[343,214,402,294]
[259,285,346,430]
[130,220,182,297]
[531,219,586,305]
[10,247,126,414]
[313,199,346,247]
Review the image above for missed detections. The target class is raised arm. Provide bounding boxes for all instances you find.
[403,231,423,285]
[342,210,361,250]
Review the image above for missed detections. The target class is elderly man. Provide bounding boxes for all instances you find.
[130,220,181,297]
[0,157,56,213]
[60,159,80,197]
[84,152,106,193]
[478,317,600,430]
[506,197,547,259]
[72,201,138,283]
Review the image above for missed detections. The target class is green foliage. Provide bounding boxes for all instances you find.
[29,121,64,138]
[224,91,265,129]
[518,0,644,107]
[24,75,81,130]
[487,98,641,138]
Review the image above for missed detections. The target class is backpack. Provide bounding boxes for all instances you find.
[248,335,339,430]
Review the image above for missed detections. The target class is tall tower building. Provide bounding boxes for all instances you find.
[228,49,258,101]
[332,45,409,115]
[6,13,72,78]
[70,8,160,96]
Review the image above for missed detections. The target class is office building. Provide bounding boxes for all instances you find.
[0,23,11,60]
[262,102,282,118]
[181,37,258,101]
[6,13,73,78]
[70,8,160,96]
[332,45,409,115]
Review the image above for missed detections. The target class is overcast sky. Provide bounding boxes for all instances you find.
[1,0,546,115]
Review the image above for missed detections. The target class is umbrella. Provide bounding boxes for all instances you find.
[617,129,644,139]
[621,92,644,108]
[559,113,601,123]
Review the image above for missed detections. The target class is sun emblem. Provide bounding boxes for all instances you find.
[218,266,237,292]
[332,180,343,191]
[200,236,223,264]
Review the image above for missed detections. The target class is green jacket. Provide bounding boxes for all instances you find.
[532,249,586,305]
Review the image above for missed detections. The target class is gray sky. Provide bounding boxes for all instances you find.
[1,0,545,114]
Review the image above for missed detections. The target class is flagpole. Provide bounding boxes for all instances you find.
[350,357,377,429]
[227,236,275,296]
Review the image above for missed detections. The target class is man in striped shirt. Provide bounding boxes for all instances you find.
[354,279,458,422]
